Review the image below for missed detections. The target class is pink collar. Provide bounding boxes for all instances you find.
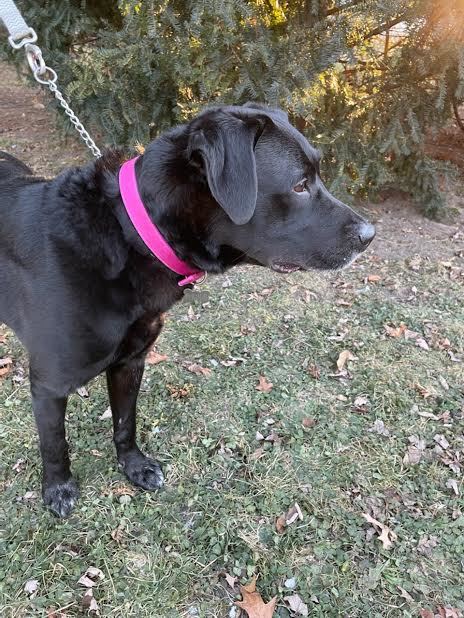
[119,157,205,286]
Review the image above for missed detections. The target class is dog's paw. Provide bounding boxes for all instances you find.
[43,479,80,517]
[120,452,164,491]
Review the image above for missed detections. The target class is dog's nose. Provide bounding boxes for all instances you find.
[357,222,376,247]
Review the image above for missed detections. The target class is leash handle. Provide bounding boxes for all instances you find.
[0,0,102,158]
[0,0,37,49]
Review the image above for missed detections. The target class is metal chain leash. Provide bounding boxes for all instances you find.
[1,0,102,158]
[31,53,102,158]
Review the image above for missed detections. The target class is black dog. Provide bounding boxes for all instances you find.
[0,104,375,517]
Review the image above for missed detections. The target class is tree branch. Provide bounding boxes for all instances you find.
[364,17,406,40]
[325,0,364,17]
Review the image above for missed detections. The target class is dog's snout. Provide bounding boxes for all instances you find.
[356,221,376,247]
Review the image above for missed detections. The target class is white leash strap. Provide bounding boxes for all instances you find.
[0,0,37,49]
[0,0,102,158]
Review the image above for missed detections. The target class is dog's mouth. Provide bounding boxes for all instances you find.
[271,261,302,274]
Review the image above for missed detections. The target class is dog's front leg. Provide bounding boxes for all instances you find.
[31,393,79,517]
[106,359,164,490]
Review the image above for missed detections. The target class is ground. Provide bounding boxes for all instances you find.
[0,62,463,618]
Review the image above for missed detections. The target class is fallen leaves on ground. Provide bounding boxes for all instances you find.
[24,579,39,597]
[367,274,382,283]
[111,522,125,543]
[276,503,303,534]
[307,363,320,379]
[368,419,391,437]
[414,383,435,399]
[78,566,105,588]
[146,349,168,365]
[224,573,237,589]
[362,513,397,549]
[417,534,438,556]
[0,356,13,378]
[446,478,460,495]
[256,375,273,393]
[403,435,426,465]
[235,576,277,618]
[166,383,193,398]
[82,588,100,615]
[99,406,112,420]
[285,593,309,616]
[384,323,407,338]
[103,483,136,497]
[184,363,211,377]
[336,350,356,372]
[421,608,463,618]
[352,395,369,413]
[302,417,317,428]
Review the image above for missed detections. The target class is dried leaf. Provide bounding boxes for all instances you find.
[446,479,459,495]
[362,513,397,549]
[368,419,390,437]
[276,503,303,533]
[420,610,434,618]
[397,586,414,603]
[111,523,125,543]
[0,356,13,377]
[417,535,438,556]
[108,483,136,497]
[275,514,287,534]
[307,363,320,379]
[224,573,237,589]
[384,323,407,338]
[434,434,450,450]
[439,608,462,618]
[438,376,449,390]
[416,337,430,351]
[367,274,381,282]
[99,406,112,420]
[302,418,317,428]
[24,579,39,596]
[12,458,26,472]
[286,593,309,616]
[78,566,105,588]
[184,363,211,377]
[256,375,273,393]
[81,588,100,615]
[336,350,356,372]
[166,383,193,398]
[235,576,277,618]
[352,395,369,413]
[403,446,423,465]
[415,383,435,399]
[146,350,168,365]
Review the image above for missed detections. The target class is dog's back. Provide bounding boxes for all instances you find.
[0,151,34,185]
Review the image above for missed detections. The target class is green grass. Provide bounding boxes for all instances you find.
[0,252,463,617]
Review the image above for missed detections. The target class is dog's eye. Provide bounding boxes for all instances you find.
[293,180,307,194]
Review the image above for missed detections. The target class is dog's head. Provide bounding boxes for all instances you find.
[141,103,375,273]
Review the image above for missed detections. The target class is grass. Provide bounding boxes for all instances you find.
[0,250,463,617]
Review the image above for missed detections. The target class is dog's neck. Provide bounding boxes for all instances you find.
[100,146,246,279]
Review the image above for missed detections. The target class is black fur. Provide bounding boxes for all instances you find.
[0,104,374,516]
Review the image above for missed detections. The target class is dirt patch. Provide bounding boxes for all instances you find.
[0,62,88,175]
[1,59,463,261]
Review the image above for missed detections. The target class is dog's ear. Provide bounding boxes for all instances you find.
[188,114,260,225]
[243,102,289,124]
